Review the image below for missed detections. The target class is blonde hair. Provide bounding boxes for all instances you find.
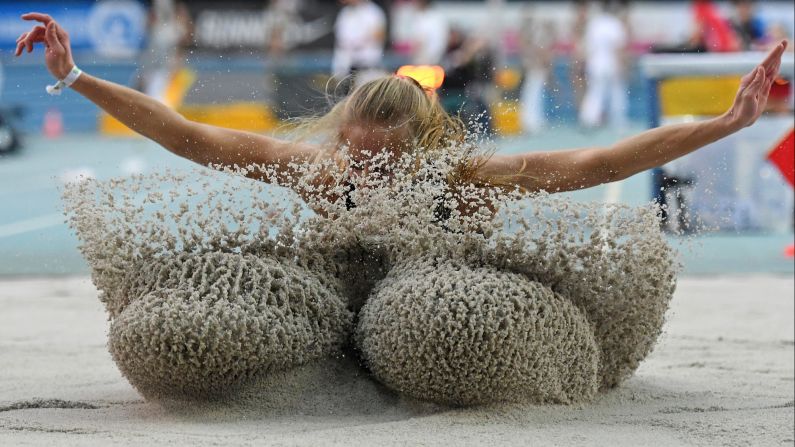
[290,75,487,187]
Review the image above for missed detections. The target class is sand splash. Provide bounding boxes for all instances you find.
[63,145,677,406]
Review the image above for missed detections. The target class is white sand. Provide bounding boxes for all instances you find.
[0,275,793,446]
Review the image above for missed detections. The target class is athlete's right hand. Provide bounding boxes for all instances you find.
[724,40,788,130]
[15,13,75,80]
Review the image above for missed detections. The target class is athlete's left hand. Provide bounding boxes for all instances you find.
[16,13,75,80]
[724,40,788,130]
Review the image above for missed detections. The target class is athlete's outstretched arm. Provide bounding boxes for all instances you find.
[15,13,316,180]
[480,40,788,193]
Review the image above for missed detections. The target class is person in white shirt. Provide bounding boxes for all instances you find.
[332,0,387,87]
[265,0,302,57]
[578,1,628,129]
[410,0,448,66]
[141,0,191,101]
[519,12,555,134]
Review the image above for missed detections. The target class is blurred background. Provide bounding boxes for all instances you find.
[0,0,792,277]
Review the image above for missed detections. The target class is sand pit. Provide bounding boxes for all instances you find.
[14,150,783,444]
[0,275,792,446]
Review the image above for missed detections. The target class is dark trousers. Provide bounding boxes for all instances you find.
[654,169,694,233]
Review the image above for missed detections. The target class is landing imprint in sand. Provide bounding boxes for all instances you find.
[62,145,678,406]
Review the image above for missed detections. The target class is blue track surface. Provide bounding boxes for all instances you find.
[0,129,792,277]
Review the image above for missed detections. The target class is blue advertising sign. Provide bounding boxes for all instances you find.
[0,0,146,56]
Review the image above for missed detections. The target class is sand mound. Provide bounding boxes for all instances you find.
[108,251,353,400]
[63,147,677,406]
[357,254,600,405]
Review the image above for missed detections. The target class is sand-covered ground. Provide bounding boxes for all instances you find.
[1,275,793,446]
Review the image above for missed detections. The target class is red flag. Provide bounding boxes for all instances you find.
[767,128,795,187]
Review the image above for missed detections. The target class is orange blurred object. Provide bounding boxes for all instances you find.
[396,65,445,91]
[784,243,794,258]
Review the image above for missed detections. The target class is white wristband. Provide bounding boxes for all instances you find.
[46,66,82,96]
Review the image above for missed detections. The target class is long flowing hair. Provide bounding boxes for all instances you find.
[288,75,489,188]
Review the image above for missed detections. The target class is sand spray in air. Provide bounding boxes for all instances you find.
[62,141,678,405]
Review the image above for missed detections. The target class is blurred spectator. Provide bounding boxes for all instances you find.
[650,0,739,54]
[141,0,192,101]
[440,27,495,134]
[658,174,695,234]
[730,0,766,51]
[410,0,448,65]
[332,0,387,89]
[265,0,302,57]
[518,10,555,134]
[569,0,590,108]
[690,0,740,52]
[579,0,628,129]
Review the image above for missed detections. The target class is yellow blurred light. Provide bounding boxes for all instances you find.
[396,65,445,90]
